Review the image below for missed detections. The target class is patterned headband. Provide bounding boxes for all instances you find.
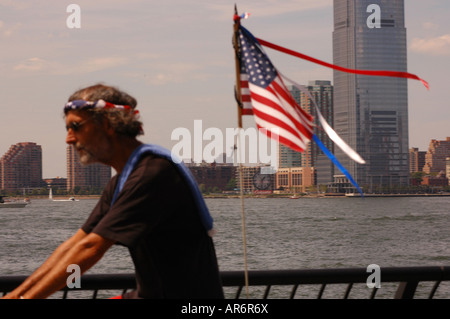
[64,99,138,114]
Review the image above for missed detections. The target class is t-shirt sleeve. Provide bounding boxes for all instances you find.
[82,176,116,235]
[85,157,182,247]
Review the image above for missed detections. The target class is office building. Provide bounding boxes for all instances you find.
[278,144,302,169]
[43,177,68,190]
[66,145,111,192]
[276,167,315,193]
[421,173,448,187]
[446,157,450,185]
[409,147,426,173]
[292,81,334,167]
[186,162,236,192]
[0,142,44,191]
[333,0,409,188]
[286,81,334,184]
[235,165,274,194]
[423,137,450,174]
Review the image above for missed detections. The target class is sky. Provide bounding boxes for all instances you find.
[0,0,449,179]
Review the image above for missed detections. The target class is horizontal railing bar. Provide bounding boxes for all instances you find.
[220,266,450,286]
[1,266,449,298]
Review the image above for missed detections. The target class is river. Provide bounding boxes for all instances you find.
[1,196,449,298]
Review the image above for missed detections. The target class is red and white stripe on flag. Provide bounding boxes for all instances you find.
[240,73,253,115]
[248,75,314,153]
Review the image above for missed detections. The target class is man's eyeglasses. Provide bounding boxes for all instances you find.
[66,119,90,132]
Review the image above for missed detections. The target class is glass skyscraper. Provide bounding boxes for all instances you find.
[333,0,409,189]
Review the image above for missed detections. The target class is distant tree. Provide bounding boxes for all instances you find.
[198,184,206,194]
[225,178,236,191]
[410,171,425,184]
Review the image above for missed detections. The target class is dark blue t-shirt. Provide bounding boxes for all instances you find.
[82,154,223,298]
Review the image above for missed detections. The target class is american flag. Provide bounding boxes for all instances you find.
[238,25,314,152]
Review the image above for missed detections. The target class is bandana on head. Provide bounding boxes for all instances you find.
[64,99,138,114]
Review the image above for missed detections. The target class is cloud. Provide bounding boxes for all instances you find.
[410,34,450,56]
[12,56,130,74]
[10,54,210,86]
[0,0,32,10]
[0,20,22,37]
[76,56,129,73]
[13,57,48,71]
[144,62,209,85]
[422,22,439,31]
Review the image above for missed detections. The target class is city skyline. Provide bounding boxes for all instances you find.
[0,142,111,191]
[1,1,448,178]
[2,136,447,185]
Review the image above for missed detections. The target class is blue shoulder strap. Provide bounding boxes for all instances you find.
[111,144,214,233]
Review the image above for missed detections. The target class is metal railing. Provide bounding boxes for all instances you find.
[1,266,449,299]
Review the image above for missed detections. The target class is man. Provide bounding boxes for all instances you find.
[3,84,224,299]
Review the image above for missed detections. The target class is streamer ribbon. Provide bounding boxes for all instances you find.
[313,135,364,197]
[256,38,429,90]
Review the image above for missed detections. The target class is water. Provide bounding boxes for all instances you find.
[1,196,449,298]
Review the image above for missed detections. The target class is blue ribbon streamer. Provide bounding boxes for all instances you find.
[313,135,364,197]
[111,144,214,233]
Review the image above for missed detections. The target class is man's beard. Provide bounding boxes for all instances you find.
[76,145,97,165]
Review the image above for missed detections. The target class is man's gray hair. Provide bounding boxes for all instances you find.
[67,83,143,137]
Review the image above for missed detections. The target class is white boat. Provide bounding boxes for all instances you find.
[0,196,28,208]
[0,202,28,208]
[49,188,79,202]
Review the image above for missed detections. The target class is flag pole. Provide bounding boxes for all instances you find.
[233,4,250,299]
[233,5,243,129]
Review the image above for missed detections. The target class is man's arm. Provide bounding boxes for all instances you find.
[2,229,115,299]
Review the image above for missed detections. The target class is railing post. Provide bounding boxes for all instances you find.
[317,283,326,299]
[428,281,441,299]
[394,281,419,299]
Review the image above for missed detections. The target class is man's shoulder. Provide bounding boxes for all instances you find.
[136,153,174,169]
[132,154,179,181]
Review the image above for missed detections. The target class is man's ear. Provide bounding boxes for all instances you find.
[102,118,115,136]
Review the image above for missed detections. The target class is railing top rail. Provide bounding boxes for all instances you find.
[1,266,449,298]
[221,266,450,285]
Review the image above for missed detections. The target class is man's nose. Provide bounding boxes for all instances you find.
[66,129,77,144]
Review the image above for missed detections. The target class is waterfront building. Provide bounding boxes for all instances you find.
[276,167,315,193]
[290,81,334,168]
[43,177,68,192]
[278,144,302,169]
[333,0,409,188]
[0,142,44,192]
[446,157,450,185]
[66,145,111,192]
[409,147,426,173]
[282,81,334,185]
[423,137,450,174]
[235,165,274,194]
[421,174,449,187]
[186,162,236,192]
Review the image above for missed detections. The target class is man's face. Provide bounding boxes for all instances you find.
[65,111,110,165]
